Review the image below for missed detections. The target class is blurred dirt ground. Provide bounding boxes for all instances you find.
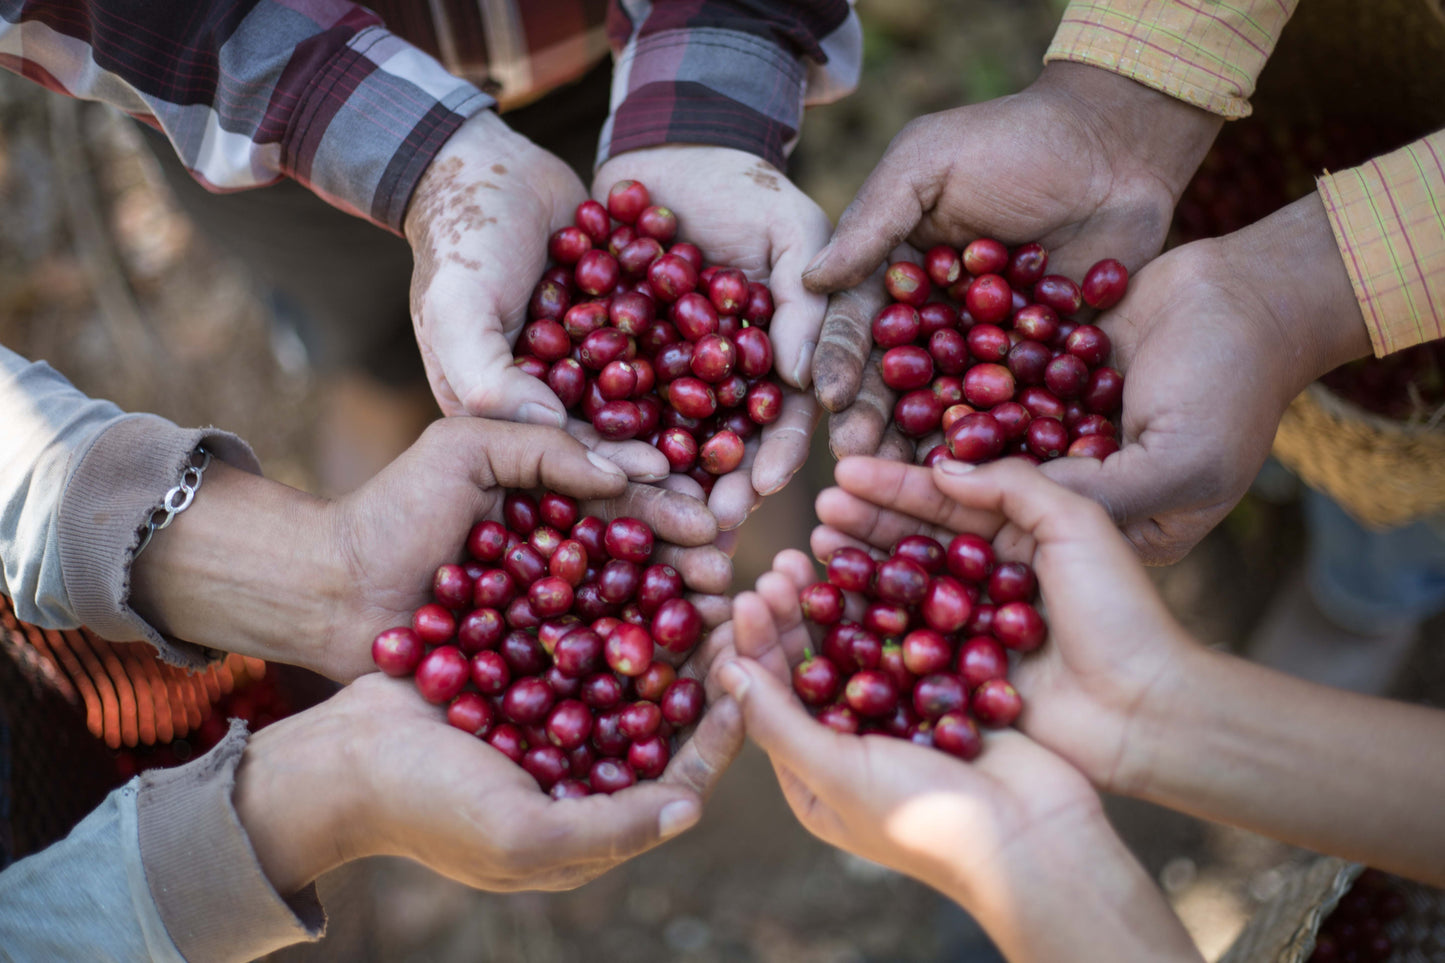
[2,1,1443,960]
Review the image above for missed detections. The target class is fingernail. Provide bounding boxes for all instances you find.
[792,340,816,388]
[935,459,976,476]
[519,403,566,428]
[658,799,700,839]
[802,244,832,278]
[716,660,751,699]
[586,451,627,477]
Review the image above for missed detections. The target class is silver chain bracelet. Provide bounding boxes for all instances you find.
[134,447,213,558]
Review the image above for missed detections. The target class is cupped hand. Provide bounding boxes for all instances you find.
[716,577,1103,909]
[808,62,1222,458]
[808,456,1191,795]
[1039,193,1372,564]
[235,663,744,896]
[321,418,731,680]
[594,146,830,528]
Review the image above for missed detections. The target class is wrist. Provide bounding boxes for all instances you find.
[1218,192,1373,393]
[233,706,367,895]
[128,461,346,677]
[946,805,1199,962]
[1032,61,1222,203]
[403,109,519,246]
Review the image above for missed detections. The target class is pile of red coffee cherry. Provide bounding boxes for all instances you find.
[874,240,1128,464]
[790,531,1043,758]
[1307,869,1407,963]
[513,179,783,495]
[370,493,704,797]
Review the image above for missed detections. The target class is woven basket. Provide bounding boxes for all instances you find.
[1271,383,1445,529]
[1220,858,1445,963]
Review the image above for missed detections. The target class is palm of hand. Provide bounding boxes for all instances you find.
[1041,241,1295,564]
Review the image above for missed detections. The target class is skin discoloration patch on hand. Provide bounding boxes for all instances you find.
[745,160,782,192]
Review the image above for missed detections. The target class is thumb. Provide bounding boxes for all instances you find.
[767,233,831,390]
[529,781,706,863]
[444,420,629,500]
[715,655,849,799]
[445,320,570,428]
[802,151,927,294]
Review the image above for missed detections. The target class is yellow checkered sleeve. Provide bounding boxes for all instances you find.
[1044,0,1298,118]
[1318,130,1445,357]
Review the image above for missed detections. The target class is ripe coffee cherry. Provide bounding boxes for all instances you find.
[545,700,594,750]
[920,576,973,633]
[881,345,935,391]
[553,627,604,678]
[925,244,963,287]
[1013,304,1059,343]
[372,627,424,677]
[604,518,653,563]
[966,324,1011,363]
[1083,366,1124,414]
[792,654,843,705]
[660,678,705,727]
[747,381,784,425]
[487,724,526,764]
[874,556,929,606]
[708,268,748,314]
[651,597,702,654]
[548,226,592,265]
[1026,417,1069,459]
[913,673,968,719]
[1005,242,1048,288]
[1068,434,1119,459]
[818,704,861,734]
[690,333,736,382]
[933,711,983,760]
[734,327,773,379]
[575,249,621,297]
[667,377,718,419]
[1065,324,1111,367]
[634,661,676,702]
[994,601,1046,652]
[636,205,678,243]
[468,520,508,562]
[574,199,610,242]
[991,401,1032,441]
[844,669,899,717]
[884,261,931,307]
[894,390,944,437]
[963,363,1015,407]
[647,253,698,302]
[946,533,994,582]
[972,678,1023,728]
[800,583,846,625]
[412,603,456,646]
[607,179,650,224]
[474,569,516,609]
[628,735,671,780]
[872,303,922,348]
[1081,258,1129,309]
[619,700,664,739]
[965,274,1012,324]
[827,547,876,592]
[956,635,1008,690]
[589,758,637,794]
[604,622,653,676]
[529,575,576,618]
[447,692,495,738]
[1044,354,1090,400]
[1007,339,1052,386]
[415,646,470,704]
[700,430,745,475]
[928,328,969,375]
[946,412,1006,462]
[901,629,953,675]
[458,608,507,654]
[988,562,1037,604]
[963,238,1008,277]
[469,650,510,695]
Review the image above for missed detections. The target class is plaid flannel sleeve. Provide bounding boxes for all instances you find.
[0,0,494,232]
[1044,0,1298,118]
[1319,130,1445,357]
[599,0,861,170]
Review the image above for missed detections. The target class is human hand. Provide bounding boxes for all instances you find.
[131,420,730,681]
[715,567,1198,961]
[808,456,1189,795]
[594,146,828,528]
[1037,193,1372,563]
[808,62,1223,459]
[234,657,744,896]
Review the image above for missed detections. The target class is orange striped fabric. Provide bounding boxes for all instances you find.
[1044,0,1299,117]
[1318,131,1445,357]
[0,598,265,750]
